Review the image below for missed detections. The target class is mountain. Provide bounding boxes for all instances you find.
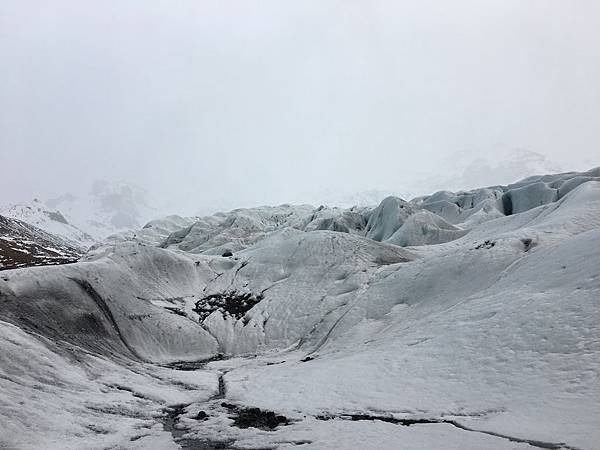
[45,179,161,240]
[0,200,96,248]
[1,168,599,450]
[0,214,82,270]
[1,180,164,248]
[416,148,565,193]
[301,149,565,211]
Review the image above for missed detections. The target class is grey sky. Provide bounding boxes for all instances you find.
[2,0,599,211]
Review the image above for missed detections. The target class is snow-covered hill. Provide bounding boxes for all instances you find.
[1,168,599,450]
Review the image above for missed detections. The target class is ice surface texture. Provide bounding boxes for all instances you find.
[1,168,599,449]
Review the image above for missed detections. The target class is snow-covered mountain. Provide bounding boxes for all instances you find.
[45,180,161,240]
[1,180,164,248]
[1,168,600,450]
[0,200,96,248]
[302,148,566,210]
[417,148,565,193]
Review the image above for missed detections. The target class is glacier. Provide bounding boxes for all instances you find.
[1,168,600,449]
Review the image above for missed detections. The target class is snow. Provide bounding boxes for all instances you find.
[1,243,219,363]
[0,202,95,249]
[0,320,216,450]
[1,169,600,449]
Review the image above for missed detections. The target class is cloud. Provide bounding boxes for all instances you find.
[1,0,599,210]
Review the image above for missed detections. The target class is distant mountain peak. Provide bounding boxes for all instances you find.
[1,180,164,248]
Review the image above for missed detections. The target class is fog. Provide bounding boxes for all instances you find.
[2,0,599,214]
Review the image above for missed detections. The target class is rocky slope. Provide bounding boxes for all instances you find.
[0,215,82,271]
[0,201,96,248]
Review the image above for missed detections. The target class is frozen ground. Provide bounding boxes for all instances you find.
[1,169,599,449]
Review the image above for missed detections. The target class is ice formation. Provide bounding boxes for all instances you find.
[1,168,599,449]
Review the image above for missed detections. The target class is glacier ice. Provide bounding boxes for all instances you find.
[1,169,600,449]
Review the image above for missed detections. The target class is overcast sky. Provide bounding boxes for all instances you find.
[2,0,599,211]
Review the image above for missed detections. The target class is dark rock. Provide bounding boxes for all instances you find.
[221,402,237,409]
[195,411,209,420]
[226,404,289,430]
[163,354,226,371]
[521,238,535,252]
[475,240,496,250]
[193,291,264,322]
[221,251,233,257]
